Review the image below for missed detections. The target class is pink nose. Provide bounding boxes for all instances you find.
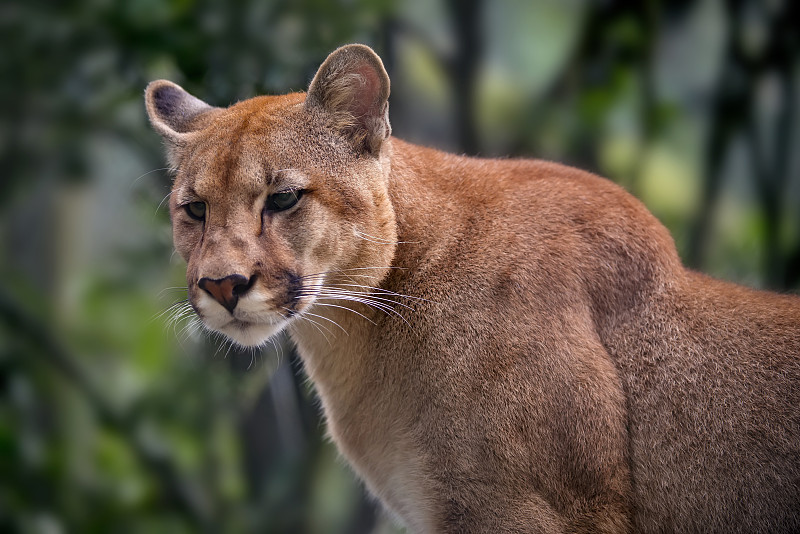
[198,274,253,313]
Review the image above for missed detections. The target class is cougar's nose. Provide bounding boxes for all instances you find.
[198,274,254,313]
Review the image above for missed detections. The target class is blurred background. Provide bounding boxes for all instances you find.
[1,0,798,532]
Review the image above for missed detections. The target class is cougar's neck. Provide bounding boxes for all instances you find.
[287,138,460,411]
[383,138,473,268]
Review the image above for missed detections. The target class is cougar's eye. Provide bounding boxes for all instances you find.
[265,190,303,212]
[185,201,206,220]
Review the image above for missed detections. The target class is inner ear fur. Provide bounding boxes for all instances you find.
[145,80,218,166]
[306,44,391,155]
[145,80,216,136]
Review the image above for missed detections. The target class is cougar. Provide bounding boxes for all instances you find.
[145,44,800,532]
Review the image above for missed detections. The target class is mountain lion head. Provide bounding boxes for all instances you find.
[145,45,396,347]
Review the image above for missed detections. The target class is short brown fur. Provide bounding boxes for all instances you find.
[145,45,800,533]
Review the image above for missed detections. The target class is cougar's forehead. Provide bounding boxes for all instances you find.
[173,93,356,199]
[179,105,299,191]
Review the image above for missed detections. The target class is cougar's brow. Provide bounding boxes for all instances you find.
[175,185,200,205]
[270,168,309,190]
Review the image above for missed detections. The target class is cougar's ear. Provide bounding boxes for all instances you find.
[306,44,391,155]
[144,80,218,166]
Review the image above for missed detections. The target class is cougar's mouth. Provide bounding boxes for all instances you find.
[188,271,323,348]
[214,316,287,348]
[191,289,290,347]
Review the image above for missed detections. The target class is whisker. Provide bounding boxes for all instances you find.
[131,167,171,189]
[226,338,237,360]
[325,283,431,302]
[331,270,380,288]
[301,317,333,344]
[289,309,335,345]
[299,285,419,311]
[354,230,420,245]
[206,328,222,347]
[167,314,187,336]
[157,285,188,295]
[306,288,415,311]
[270,312,289,364]
[306,274,385,287]
[212,335,227,358]
[336,297,409,326]
[244,342,262,370]
[167,303,194,326]
[321,296,399,318]
[297,309,349,336]
[177,316,201,344]
[308,301,377,325]
[153,191,173,220]
[309,294,411,327]
[162,305,194,339]
[301,273,384,281]
[298,266,407,281]
[171,316,202,356]
[283,306,333,336]
[150,299,189,324]
[253,345,266,368]
[271,335,284,365]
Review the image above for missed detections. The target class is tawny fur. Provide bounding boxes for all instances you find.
[145,44,800,533]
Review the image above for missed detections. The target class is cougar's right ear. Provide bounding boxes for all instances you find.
[144,80,218,166]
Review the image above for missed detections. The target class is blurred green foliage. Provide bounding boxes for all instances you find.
[1,0,798,532]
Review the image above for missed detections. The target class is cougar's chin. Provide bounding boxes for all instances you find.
[216,319,286,348]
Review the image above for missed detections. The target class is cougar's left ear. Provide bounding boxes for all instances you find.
[306,44,391,155]
[144,80,219,167]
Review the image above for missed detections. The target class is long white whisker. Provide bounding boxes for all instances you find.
[172,316,201,355]
[354,230,420,245]
[306,288,415,311]
[131,167,170,189]
[302,273,383,282]
[290,307,349,336]
[171,313,190,329]
[157,286,188,299]
[320,282,429,302]
[319,294,411,326]
[272,335,284,364]
[308,301,377,325]
[298,266,407,281]
[178,316,200,344]
[212,336,227,358]
[151,299,188,324]
[310,293,410,327]
[301,286,416,311]
[169,304,195,326]
[247,343,260,370]
[297,314,333,345]
[303,316,333,341]
[325,295,398,316]
[162,303,193,335]
[299,309,349,335]
[153,191,173,220]
[283,307,336,337]
[223,337,237,360]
